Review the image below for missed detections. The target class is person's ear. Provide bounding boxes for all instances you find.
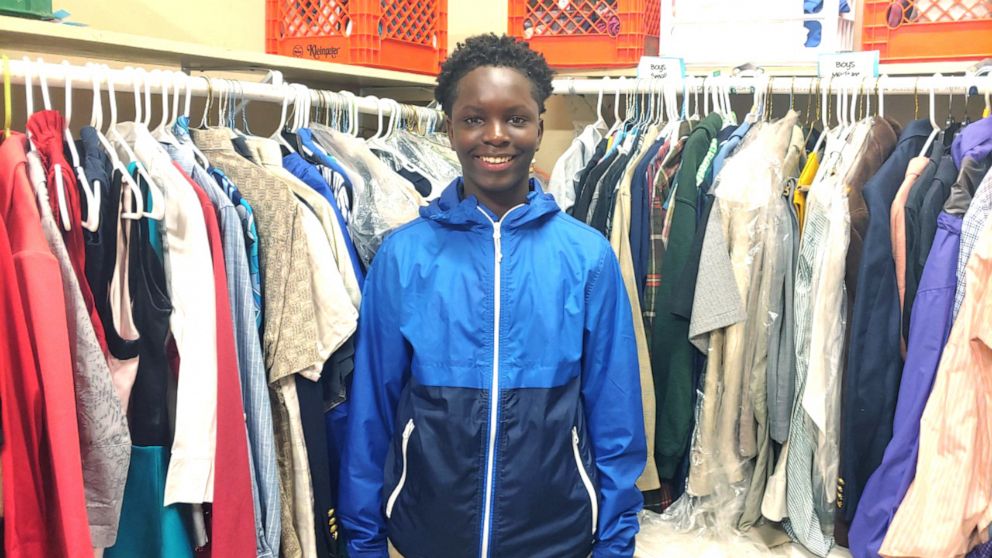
[445,115,453,146]
[536,118,544,150]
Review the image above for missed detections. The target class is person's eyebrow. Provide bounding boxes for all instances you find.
[455,104,536,113]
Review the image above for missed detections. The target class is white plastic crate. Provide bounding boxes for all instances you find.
[658,0,855,65]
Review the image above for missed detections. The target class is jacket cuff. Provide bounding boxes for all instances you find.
[592,542,633,558]
[347,543,390,558]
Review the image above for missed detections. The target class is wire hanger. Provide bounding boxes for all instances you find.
[878,75,887,119]
[61,61,99,232]
[810,78,830,155]
[918,73,942,159]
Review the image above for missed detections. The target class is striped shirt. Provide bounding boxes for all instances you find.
[953,168,992,317]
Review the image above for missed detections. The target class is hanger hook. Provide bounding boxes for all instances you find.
[2,55,9,137]
[929,73,940,130]
[62,60,73,126]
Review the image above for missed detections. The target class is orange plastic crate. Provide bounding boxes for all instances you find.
[861,0,992,63]
[266,0,447,75]
[508,0,660,68]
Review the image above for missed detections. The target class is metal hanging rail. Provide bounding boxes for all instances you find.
[552,74,992,96]
[2,56,443,120]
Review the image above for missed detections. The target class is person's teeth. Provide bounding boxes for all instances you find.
[480,156,512,164]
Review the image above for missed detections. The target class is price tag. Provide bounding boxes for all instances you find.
[637,57,686,80]
[817,51,880,79]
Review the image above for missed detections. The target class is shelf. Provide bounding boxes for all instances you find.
[0,15,437,91]
[556,61,983,80]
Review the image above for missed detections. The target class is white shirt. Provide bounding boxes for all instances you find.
[116,122,218,506]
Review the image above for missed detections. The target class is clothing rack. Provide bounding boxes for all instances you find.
[551,74,992,96]
[2,57,443,121]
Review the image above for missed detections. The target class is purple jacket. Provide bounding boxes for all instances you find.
[848,211,961,558]
[952,115,992,170]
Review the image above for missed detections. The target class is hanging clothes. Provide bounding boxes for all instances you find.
[169,125,283,558]
[26,111,110,355]
[192,126,320,558]
[0,132,94,558]
[24,145,132,551]
[879,213,992,558]
[652,113,722,483]
[839,119,932,523]
[847,211,961,558]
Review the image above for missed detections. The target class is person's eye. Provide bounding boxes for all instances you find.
[463,116,484,126]
[509,116,529,126]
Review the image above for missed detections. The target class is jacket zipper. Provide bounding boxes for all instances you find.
[385,419,416,519]
[572,427,599,535]
[477,204,523,558]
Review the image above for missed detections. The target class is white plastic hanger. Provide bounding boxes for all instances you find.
[169,70,183,130]
[703,76,717,116]
[918,74,942,158]
[605,76,625,137]
[877,75,887,119]
[384,98,400,141]
[151,70,176,142]
[22,57,39,154]
[141,69,153,129]
[593,77,608,128]
[109,65,164,221]
[91,64,143,221]
[199,76,213,129]
[340,89,360,136]
[22,56,33,119]
[33,58,73,231]
[175,73,211,168]
[864,76,873,119]
[61,61,99,232]
[363,95,384,142]
[270,84,297,153]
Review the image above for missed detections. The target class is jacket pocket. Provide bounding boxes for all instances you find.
[571,426,598,535]
[386,419,416,519]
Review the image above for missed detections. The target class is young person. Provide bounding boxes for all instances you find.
[340,34,646,558]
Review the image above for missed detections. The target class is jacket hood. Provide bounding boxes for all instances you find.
[421,178,560,229]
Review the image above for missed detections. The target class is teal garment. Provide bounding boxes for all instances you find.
[127,162,164,260]
[105,446,194,558]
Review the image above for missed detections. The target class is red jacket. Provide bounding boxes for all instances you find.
[0,133,93,557]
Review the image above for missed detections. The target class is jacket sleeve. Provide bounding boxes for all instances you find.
[339,243,410,558]
[582,243,647,558]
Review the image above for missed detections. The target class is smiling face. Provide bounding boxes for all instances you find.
[446,66,543,217]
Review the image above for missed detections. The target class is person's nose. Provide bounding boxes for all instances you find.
[482,119,510,146]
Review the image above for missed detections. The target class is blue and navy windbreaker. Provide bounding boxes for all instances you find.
[340,179,646,558]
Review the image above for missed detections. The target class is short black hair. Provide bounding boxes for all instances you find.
[435,33,555,116]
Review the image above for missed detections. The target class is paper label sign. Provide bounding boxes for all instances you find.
[818,51,880,79]
[637,57,686,80]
